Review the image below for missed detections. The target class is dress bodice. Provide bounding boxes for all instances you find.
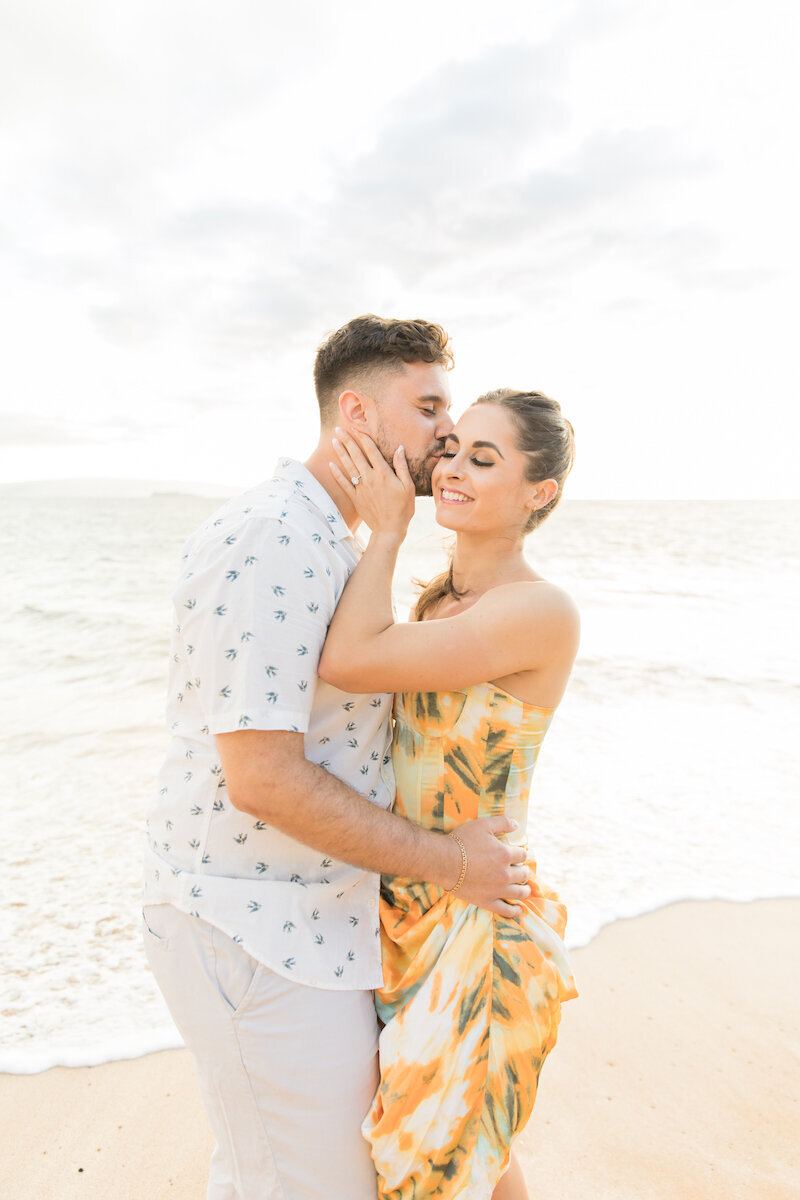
[391,682,554,848]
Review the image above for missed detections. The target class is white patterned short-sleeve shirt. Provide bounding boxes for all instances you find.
[143,458,394,990]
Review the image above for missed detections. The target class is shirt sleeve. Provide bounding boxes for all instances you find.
[173,514,340,735]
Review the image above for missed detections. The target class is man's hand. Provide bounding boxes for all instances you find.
[444,816,532,918]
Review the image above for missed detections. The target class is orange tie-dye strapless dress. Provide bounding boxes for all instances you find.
[363,683,578,1200]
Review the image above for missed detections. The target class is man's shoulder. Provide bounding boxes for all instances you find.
[182,475,336,562]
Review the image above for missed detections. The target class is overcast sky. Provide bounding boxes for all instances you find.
[1,0,797,497]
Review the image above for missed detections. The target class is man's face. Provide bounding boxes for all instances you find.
[369,362,454,496]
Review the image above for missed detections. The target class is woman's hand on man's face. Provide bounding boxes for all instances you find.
[330,427,415,538]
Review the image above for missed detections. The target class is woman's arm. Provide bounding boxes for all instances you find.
[326,428,412,656]
[320,430,579,695]
[319,571,578,694]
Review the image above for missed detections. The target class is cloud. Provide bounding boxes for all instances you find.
[338,43,569,212]
[317,43,568,280]
[0,415,105,446]
[1,9,724,376]
[91,303,163,347]
[147,32,717,357]
[0,410,176,446]
[1,1,795,494]
[225,46,719,331]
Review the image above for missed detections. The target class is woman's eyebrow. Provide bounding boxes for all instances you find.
[443,434,504,458]
[471,440,505,458]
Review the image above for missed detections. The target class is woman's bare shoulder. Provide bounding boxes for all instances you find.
[478,578,578,624]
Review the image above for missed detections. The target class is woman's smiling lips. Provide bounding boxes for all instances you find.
[438,487,473,504]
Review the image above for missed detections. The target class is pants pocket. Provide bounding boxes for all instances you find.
[142,904,174,949]
[210,924,261,1015]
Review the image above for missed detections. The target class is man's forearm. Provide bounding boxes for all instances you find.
[220,733,462,888]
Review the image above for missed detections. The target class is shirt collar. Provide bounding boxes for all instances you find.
[272,458,354,543]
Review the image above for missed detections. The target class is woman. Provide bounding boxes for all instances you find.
[319,388,579,1200]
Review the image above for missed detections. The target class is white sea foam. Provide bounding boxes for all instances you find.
[2,494,798,1073]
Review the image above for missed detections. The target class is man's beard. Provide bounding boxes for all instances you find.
[374,423,444,497]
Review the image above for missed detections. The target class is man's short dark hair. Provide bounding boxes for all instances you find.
[313,314,453,422]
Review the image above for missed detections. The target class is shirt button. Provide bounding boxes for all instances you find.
[368,898,376,909]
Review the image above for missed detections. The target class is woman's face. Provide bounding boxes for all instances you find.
[431,403,538,536]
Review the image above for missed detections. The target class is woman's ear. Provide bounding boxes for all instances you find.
[527,478,558,513]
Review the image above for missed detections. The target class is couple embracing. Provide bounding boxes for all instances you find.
[142,314,579,1200]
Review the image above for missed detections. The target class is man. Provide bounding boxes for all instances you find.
[142,315,529,1200]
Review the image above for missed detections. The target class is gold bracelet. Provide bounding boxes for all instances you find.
[446,832,468,894]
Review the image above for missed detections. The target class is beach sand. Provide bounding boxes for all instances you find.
[1,898,797,1200]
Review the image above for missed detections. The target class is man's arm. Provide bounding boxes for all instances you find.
[216,729,531,918]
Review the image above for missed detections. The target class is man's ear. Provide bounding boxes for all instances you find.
[337,390,375,433]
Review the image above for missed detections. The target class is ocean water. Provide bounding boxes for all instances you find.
[1,494,798,1073]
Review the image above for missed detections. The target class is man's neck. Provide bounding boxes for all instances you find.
[303,441,362,534]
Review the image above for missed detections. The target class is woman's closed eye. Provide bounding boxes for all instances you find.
[440,452,493,468]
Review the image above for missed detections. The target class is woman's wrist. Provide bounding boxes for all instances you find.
[367,529,406,552]
[434,831,465,892]
[444,833,468,894]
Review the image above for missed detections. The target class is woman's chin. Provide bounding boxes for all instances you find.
[434,503,472,531]
[435,514,457,531]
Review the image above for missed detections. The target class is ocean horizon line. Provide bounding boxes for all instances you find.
[1,477,798,503]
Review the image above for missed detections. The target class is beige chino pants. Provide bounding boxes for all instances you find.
[142,904,380,1200]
